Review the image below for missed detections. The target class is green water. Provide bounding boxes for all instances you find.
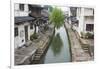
[41,25,71,64]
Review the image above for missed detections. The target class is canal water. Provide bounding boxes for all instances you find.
[41,25,71,64]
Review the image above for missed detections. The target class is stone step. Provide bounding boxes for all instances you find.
[32,60,40,64]
[36,51,43,54]
[37,49,43,51]
[37,50,43,52]
[83,49,88,51]
[37,49,42,51]
[83,48,88,49]
[34,56,41,59]
[35,54,42,56]
[33,58,41,61]
[33,58,40,61]
[83,48,88,50]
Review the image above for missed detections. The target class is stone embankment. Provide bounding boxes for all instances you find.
[15,25,54,65]
[64,22,92,62]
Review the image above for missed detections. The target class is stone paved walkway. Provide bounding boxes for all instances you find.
[64,22,92,62]
[75,31,94,57]
[15,25,54,65]
[15,42,37,65]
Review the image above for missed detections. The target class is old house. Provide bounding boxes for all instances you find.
[14,3,35,48]
[28,5,49,33]
[14,4,50,49]
[69,7,94,37]
[76,8,94,36]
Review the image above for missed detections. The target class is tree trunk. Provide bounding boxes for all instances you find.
[53,25,56,34]
[34,25,36,34]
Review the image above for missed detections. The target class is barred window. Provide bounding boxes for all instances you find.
[14,27,18,37]
[19,4,24,11]
[86,24,94,31]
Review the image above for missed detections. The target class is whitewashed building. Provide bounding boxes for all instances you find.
[71,7,94,37]
[14,3,35,49]
[14,4,50,49]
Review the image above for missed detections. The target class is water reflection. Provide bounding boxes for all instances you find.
[51,33,63,56]
[42,26,71,63]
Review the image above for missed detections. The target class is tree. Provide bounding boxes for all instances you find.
[49,7,65,29]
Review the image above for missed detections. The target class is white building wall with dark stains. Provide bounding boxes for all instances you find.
[14,3,35,48]
[14,22,35,48]
[14,3,29,16]
[76,7,94,36]
[77,8,85,36]
[84,8,94,16]
[28,24,35,40]
[14,24,25,48]
[67,7,72,25]
[84,16,94,33]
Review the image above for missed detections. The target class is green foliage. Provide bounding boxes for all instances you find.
[80,32,85,38]
[49,7,65,29]
[85,32,94,39]
[30,33,38,41]
[80,32,94,39]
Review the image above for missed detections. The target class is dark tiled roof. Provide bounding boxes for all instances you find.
[42,17,49,21]
[15,16,35,24]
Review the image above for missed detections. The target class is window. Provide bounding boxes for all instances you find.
[30,24,33,29]
[14,27,18,37]
[86,24,94,31]
[19,4,24,11]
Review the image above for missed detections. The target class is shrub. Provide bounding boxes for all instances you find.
[85,32,94,39]
[80,32,85,38]
[30,33,38,41]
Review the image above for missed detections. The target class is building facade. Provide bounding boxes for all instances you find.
[70,7,94,37]
[14,4,50,49]
[29,5,49,33]
[14,3,35,49]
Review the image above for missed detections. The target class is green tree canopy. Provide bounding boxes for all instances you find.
[49,7,65,29]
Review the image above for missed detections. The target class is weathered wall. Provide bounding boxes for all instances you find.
[14,3,29,16]
[14,22,35,48]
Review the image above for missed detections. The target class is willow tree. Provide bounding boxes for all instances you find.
[49,7,65,29]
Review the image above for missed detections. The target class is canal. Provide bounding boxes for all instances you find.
[40,25,71,64]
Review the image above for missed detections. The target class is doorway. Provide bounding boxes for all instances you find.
[24,26,28,42]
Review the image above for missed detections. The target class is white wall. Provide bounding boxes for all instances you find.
[76,7,94,36]
[14,3,19,11]
[77,8,85,36]
[14,3,34,48]
[14,3,29,16]
[84,16,94,24]
[28,23,35,40]
[84,8,94,16]
[15,11,29,16]
[14,22,35,48]
[14,25,25,48]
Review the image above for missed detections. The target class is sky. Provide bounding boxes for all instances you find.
[58,6,69,11]
[51,5,69,12]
